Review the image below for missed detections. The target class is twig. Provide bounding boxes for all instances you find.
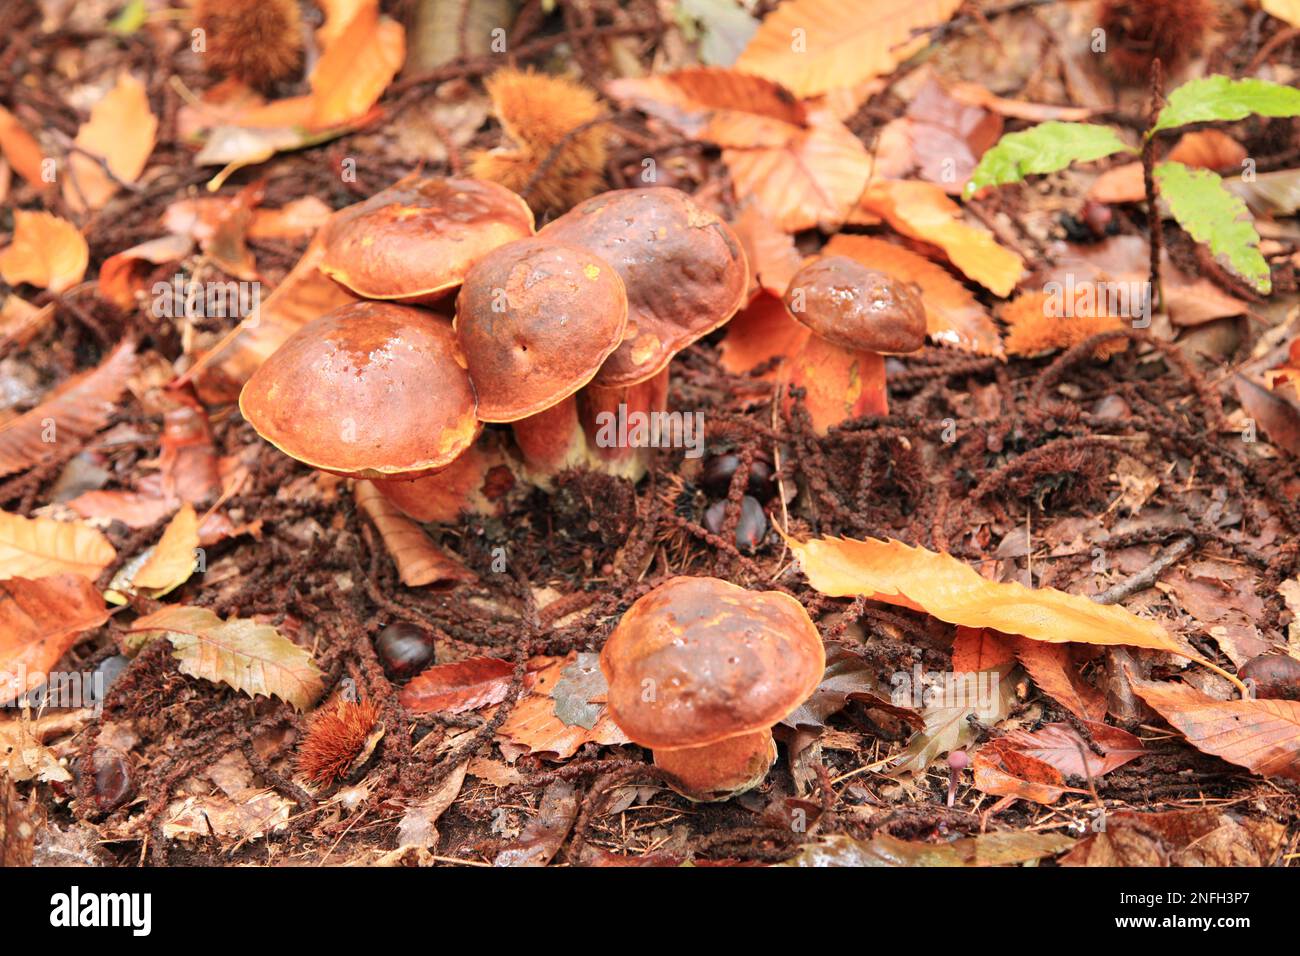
[1091,533,1195,605]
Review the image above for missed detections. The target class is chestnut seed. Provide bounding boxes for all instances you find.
[1239,654,1300,701]
[704,496,768,552]
[81,747,132,813]
[700,452,776,502]
[375,622,437,680]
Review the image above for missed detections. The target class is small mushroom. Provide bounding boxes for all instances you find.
[541,188,748,477]
[455,236,628,481]
[319,176,534,303]
[781,255,926,433]
[600,576,825,801]
[239,301,480,480]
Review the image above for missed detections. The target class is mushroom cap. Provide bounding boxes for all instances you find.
[540,188,748,386]
[600,576,825,750]
[782,255,927,353]
[240,301,480,479]
[455,238,628,422]
[319,177,534,301]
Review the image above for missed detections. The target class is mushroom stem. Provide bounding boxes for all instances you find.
[510,395,589,486]
[372,437,512,522]
[783,336,887,435]
[579,367,670,482]
[652,728,777,802]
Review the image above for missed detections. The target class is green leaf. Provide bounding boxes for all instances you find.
[1156,161,1271,294]
[1152,76,1300,135]
[963,122,1134,199]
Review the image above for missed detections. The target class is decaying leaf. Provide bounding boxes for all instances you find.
[973,720,1141,804]
[886,664,1017,776]
[0,574,109,705]
[131,503,200,592]
[0,512,116,581]
[399,656,515,714]
[495,653,629,760]
[354,481,476,587]
[783,830,1073,867]
[0,339,137,479]
[1060,807,1285,866]
[782,644,921,732]
[126,605,324,710]
[1131,677,1300,781]
[493,779,579,867]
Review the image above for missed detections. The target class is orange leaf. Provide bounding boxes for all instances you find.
[950,626,1015,673]
[857,180,1023,296]
[1007,635,1106,721]
[1090,130,1247,204]
[308,3,404,128]
[823,235,1004,357]
[1132,678,1300,782]
[354,481,476,587]
[0,105,47,188]
[0,339,136,478]
[719,292,810,377]
[399,656,515,714]
[972,736,1077,804]
[731,203,803,297]
[98,234,194,309]
[0,512,116,582]
[0,575,109,705]
[0,295,55,350]
[789,535,1186,655]
[736,0,964,97]
[64,72,156,213]
[0,211,88,293]
[946,82,1098,123]
[494,654,629,760]
[718,108,873,231]
[607,67,807,136]
[132,504,200,592]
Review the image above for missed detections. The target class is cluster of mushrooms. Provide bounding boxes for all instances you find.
[237,175,929,801]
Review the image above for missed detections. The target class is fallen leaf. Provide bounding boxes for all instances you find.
[0,211,88,293]
[0,512,116,581]
[0,295,55,350]
[607,67,806,136]
[389,761,468,857]
[1009,636,1107,721]
[1090,130,1247,204]
[0,339,137,478]
[950,626,1016,673]
[307,2,404,128]
[782,644,921,731]
[0,574,109,705]
[947,82,1097,123]
[736,0,964,97]
[126,605,325,710]
[973,720,1142,804]
[98,235,195,309]
[67,490,177,529]
[1060,807,1285,866]
[162,788,292,842]
[0,105,47,188]
[886,665,1017,776]
[857,180,1024,296]
[1263,0,1300,28]
[64,72,157,213]
[131,504,200,591]
[354,481,476,587]
[1131,677,1300,781]
[718,292,810,377]
[782,830,1073,866]
[493,779,578,867]
[823,234,1004,356]
[0,775,35,866]
[730,203,803,297]
[790,535,1188,655]
[399,656,514,714]
[495,653,629,760]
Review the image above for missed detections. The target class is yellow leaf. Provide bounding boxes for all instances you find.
[1262,0,1300,28]
[858,180,1023,296]
[308,4,404,128]
[0,211,88,293]
[127,605,324,710]
[737,0,964,97]
[132,504,200,591]
[789,534,1183,654]
[0,512,116,581]
[64,72,157,212]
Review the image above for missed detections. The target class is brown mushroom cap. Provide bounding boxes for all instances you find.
[782,255,926,354]
[454,237,628,423]
[540,188,748,387]
[240,301,480,479]
[319,177,534,301]
[600,576,824,750]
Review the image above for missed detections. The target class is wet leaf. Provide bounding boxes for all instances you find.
[493,779,578,867]
[0,574,109,705]
[126,605,325,710]
[886,665,1017,776]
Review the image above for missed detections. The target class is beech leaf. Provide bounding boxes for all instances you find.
[0,211,88,293]
[354,481,476,587]
[783,831,1073,867]
[127,606,324,710]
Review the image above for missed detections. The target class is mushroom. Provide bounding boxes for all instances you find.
[319,176,534,303]
[240,301,481,493]
[600,576,824,801]
[455,236,628,481]
[780,255,926,434]
[541,188,748,478]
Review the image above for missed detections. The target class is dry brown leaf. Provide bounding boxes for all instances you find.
[64,72,157,213]
[857,180,1024,296]
[132,504,200,591]
[783,830,1073,866]
[0,211,88,293]
[493,779,578,867]
[823,234,1004,356]
[1132,678,1300,781]
[126,605,324,711]
[736,0,964,97]
[0,512,116,581]
[0,295,55,350]
[718,291,810,377]
[950,627,1016,673]
[0,105,47,188]
[790,535,1189,655]
[946,82,1097,123]
[1060,807,1285,866]
[0,339,137,478]
[495,654,629,760]
[354,481,476,587]
[399,656,515,714]
[67,490,177,529]
[1008,636,1107,721]
[608,67,806,136]
[0,574,109,705]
